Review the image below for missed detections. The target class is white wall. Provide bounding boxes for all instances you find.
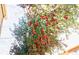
[0,5,25,54]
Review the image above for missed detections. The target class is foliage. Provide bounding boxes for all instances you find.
[10,4,79,55]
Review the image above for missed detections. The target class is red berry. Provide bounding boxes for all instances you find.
[41,28,44,33]
[32,29,36,35]
[40,38,43,41]
[45,16,48,21]
[35,43,40,48]
[32,34,34,36]
[38,36,41,40]
[38,45,40,48]
[34,21,39,27]
[40,16,48,20]
[51,18,57,22]
[40,16,45,19]
[64,15,68,20]
[28,21,32,26]
[44,42,47,45]
[43,35,48,39]
[34,39,38,43]
[41,41,46,45]
[35,43,38,47]
[38,38,43,45]
[33,31,36,34]
[40,38,46,45]
[46,22,48,26]
[46,21,50,26]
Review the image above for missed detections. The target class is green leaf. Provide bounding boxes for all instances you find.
[32,18,36,24]
[33,35,38,39]
[37,16,41,22]
[36,27,40,34]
